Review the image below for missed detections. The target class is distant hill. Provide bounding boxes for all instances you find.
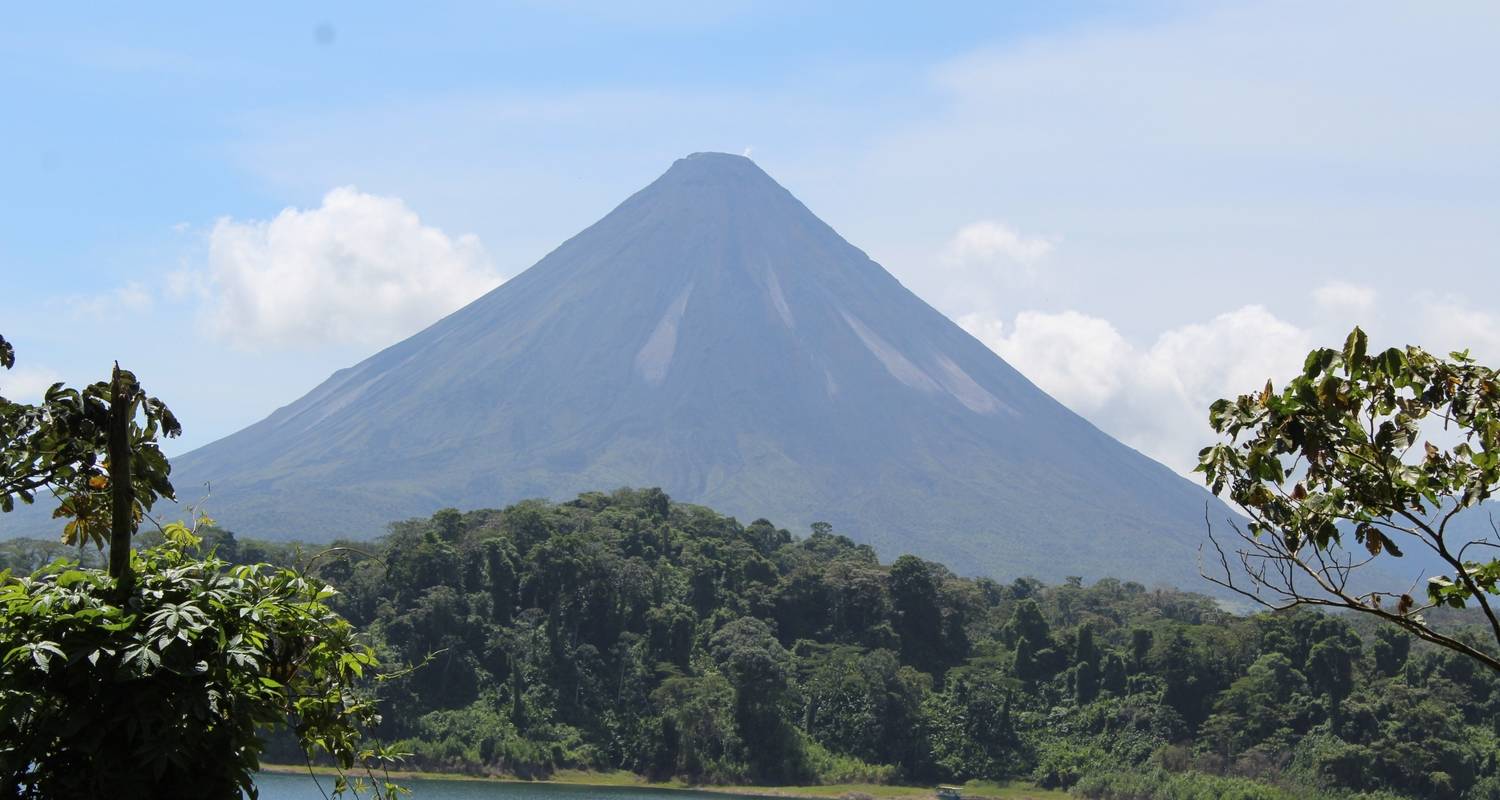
[85,154,1245,586]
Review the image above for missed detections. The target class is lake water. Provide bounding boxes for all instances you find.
[254,773,742,800]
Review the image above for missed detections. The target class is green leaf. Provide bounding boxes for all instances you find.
[1343,326,1368,368]
[1303,347,1337,378]
[1377,346,1406,377]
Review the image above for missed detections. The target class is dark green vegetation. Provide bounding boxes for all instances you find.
[110,490,1498,800]
[1200,327,1500,670]
[119,153,1238,590]
[0,526,395,798]
[0,333,397,799]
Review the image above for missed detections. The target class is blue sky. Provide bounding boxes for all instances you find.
[3,1,1498,473]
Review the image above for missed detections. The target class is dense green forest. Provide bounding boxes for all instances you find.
[4,488,1498,799]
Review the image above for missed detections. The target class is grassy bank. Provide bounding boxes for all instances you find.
[709,781,1067,799]
[257,765,1068,800]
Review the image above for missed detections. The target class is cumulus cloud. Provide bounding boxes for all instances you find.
[1140,306,1312,414]
[199,187,502,350]
[942,221,1054,287]
[945,221,1054,268]
[962,305,1313,474]
[1313,281,1377,314]
[959,310,1128,412]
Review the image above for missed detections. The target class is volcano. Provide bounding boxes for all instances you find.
[168,152,1232,585]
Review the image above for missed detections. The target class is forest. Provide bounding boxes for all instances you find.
[10,488,1492,799]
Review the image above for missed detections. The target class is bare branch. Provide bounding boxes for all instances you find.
[1200,504,1500,672]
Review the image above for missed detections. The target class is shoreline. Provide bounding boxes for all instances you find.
[255,765,1066,800]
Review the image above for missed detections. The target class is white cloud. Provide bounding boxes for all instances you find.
[963,304,1313,474]
[944,221,1054,270]
[0,366,61,404]
[1313,281,1377,314]
[1140,306,1312,414]
[1419,297,1500,363]
[960,310,1128,412]
[934,221,1056,316]
[199,187,502,350]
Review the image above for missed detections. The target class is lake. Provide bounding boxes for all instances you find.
[254,773,745,800]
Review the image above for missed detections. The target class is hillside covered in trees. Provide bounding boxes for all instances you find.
[6,488,1496,799]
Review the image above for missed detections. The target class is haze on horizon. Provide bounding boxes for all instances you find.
[3,1,1498,479]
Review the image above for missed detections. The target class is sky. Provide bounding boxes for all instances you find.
[3,1,1499,475]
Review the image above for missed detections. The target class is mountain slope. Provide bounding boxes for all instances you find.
[169,152,1231,585]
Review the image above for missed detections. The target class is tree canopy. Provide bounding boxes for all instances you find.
[210,490,1500,799]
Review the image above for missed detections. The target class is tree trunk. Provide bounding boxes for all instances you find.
[107,364,135,588]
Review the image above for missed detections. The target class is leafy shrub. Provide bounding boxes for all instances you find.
[801,739,897,785]
[0,526,393,799]
[1029,738,1111,789]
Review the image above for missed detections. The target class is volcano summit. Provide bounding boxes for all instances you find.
[170,153,1231,585]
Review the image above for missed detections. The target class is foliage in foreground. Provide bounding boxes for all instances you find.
[1199,327,1500,670]
[0,525,401,798]
[206,489,1500,798]
[1,331,400,798]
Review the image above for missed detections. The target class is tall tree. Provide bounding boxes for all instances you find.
[1100,653,1127,696]
[709,617,806,782]
[1074,622,1100,667]
[1074,657,1101,704]
[1003,599,1052,649]
[1372,627,1411,676]
[889,555,946,674]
